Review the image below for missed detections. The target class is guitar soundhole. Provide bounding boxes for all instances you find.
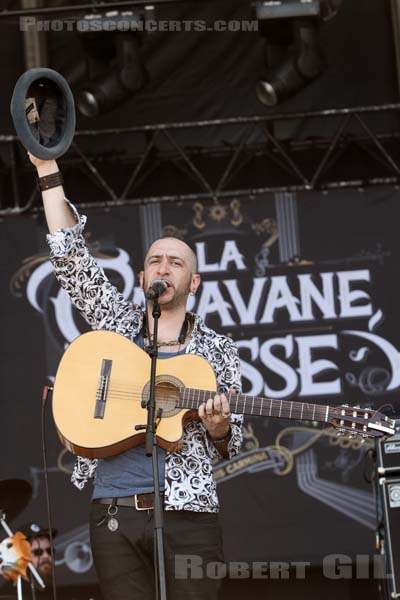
[142,376,182,418]
[156,382,180,417]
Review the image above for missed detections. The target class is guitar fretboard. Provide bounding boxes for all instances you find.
[177,388,331,424]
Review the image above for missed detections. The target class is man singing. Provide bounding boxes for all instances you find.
[29,154,243,600]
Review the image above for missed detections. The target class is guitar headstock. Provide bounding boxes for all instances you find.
[330,405,395,439]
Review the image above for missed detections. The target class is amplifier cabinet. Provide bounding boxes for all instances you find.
[377,434,400,476]
[379,476,400,598]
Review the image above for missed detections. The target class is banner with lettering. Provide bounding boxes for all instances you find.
[161,188,400,562]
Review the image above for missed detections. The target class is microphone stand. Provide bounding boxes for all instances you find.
[144,296,167,600]
[29,575,37,600]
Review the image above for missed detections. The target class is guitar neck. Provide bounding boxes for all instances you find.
[178,388,331,424]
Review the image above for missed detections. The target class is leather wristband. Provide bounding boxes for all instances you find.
[37,171,63,192]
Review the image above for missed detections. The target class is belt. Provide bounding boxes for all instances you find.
[92,492,163,511]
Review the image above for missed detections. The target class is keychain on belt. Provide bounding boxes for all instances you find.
[107,499,119,532]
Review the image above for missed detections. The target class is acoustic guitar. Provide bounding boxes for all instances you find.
[52,331,395,458]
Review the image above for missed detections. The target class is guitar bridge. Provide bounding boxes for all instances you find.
[94,359,112,419]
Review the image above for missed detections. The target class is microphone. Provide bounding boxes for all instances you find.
[146,279,168,300]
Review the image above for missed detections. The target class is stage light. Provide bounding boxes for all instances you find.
[256,19,324,106]
[254,1,325,106]
[74,12,146,117]
[255,0,321,19]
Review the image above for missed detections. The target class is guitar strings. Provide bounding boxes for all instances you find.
[69,381,374,423]
[100,385,331,414]
[68,389,372,428]
[105,384,330,410]
[87,388,335,420]
[87,381,377,416]
[84,392,330,417]
[71,395,349,423]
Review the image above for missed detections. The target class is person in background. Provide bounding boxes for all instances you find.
[0,522,56,599]
[18,523,56,588]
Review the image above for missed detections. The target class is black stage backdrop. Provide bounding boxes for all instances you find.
[1,186,400,585]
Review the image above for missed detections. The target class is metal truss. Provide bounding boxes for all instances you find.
[0,1,183,18]
[2,102,400,216]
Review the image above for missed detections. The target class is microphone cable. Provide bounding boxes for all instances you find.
[41,384,58,600]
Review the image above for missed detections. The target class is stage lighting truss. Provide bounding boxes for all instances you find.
[0,1,180,18]
[1,102,400,215]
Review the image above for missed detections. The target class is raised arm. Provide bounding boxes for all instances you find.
[28,153,143,336]
[28,154,76,232]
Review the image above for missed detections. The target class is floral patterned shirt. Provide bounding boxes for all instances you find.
[47,202,243,512]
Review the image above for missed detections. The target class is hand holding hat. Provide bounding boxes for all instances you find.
[10,68,76,160]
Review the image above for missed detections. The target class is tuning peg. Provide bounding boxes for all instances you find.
[336,428,345,437]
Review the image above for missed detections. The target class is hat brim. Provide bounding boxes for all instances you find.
[18,524,58,541]
[31,527,58,540]
[10,68,75,160]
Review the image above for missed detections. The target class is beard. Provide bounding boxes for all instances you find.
[142,274,191,309]
[38,560,53,584]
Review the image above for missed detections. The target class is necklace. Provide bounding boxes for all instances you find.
[144,314,192,349]
[146,330,192,348]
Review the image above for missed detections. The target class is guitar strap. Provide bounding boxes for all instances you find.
[178,314,189,344]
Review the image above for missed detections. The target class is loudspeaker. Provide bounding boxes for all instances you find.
[377,433,400,476]
[378,475,400,598]
[64,541,93,573]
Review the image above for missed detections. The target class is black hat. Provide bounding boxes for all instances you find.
[10,68,76,160]
[18,522,57,541]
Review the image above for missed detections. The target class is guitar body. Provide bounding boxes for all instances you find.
[52,330,217,458]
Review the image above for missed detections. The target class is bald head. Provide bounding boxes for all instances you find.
[145,237,198,273]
